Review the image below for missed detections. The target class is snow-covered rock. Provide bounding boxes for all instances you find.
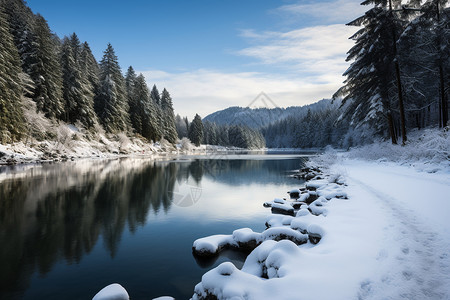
[92,284,129,300]
[192,227,307,256]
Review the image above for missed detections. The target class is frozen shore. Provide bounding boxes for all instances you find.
[189,156,450,300]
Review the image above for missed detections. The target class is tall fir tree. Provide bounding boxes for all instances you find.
[0,7,25,142]
[135,74,158,141]
[150,84,163,140]
[69,33,81,62]
[189,114,204,147]
[21,14,63,119]
[126,67,141,135]
[160,88,178,143]
[95,43,130,133]
[80,42,100,101]
[125,66,137,99]
[60,35,96,127]
[0,0,35,72]
[334,1,406,144]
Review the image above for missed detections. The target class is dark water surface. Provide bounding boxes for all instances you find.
[0,154,307,299]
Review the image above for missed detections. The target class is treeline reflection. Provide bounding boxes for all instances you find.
[0,158,201,295]
[0,157,302,296]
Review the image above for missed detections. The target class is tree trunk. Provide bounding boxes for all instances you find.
[388,112,397,144]
[435,1,448,127]
[389,0,407,144]
[395,60,407,144]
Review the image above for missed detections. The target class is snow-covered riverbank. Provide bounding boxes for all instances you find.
[187,128,450,299]
[188,154,450,299]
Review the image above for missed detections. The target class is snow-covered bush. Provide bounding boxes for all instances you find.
[21,97,53,142]
[54,125,74,150]
[347,127,450,167]
[307,146,341,170]
[180,137,194,152]
[117,133,131,151]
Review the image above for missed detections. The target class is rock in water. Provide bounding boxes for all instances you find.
[92,283,129,300]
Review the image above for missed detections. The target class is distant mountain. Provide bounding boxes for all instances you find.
[204,99,335,129]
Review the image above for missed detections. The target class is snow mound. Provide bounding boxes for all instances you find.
[92,284,129,300]
[193,240,304,300]
[192,235,235,256]
[193,227,308,256]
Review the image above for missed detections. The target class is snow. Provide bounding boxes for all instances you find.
[93,284,173,300]
[192,150,450,299]
[92,283,129,300]
[193,235,236,255]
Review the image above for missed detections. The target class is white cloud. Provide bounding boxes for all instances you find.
[139,69,340,120]
[276,0,368,24]
[237,24,355,83]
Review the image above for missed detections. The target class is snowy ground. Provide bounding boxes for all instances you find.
[191,147,450,299]
[338,159,450,299]
[0,125,219,166]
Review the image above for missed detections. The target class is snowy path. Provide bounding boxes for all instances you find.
[342,160,450,299]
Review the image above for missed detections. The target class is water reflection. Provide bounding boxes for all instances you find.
[0,159,182,296]
[0,156,304,299]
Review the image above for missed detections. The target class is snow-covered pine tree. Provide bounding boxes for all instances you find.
[0,0,34,71]
[60,37,78,122]
[150,84,163,140]
[125,66,137,99]
[95,43,130,133]
[0,7,25,142]
[189,114,204,146]
[334,1,407,144]
[80,41,100,100]
[60,36,97,127]
[69,33,81,62]
[401,0,449,128]
[160,88,178,143]
[134,74,158,141]
[203,121,218,145]
[175,114,188,139]
[125,66,140,133]
[27,14,64,119]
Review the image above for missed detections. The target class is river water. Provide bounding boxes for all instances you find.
[0,153,307,299]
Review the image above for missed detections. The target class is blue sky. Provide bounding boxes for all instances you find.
[26,0,367,119]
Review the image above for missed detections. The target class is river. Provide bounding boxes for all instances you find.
[0,153,308,299]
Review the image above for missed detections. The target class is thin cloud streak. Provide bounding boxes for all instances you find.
[276,0,367,24]
[237,24,355,83]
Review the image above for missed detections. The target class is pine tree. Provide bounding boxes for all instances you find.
[0,0,35,72]
[189,114,204,146]
[175,114,188,138]
[80,42,100,95]
[401,0,449,128]
[151,85,163,138]
[334,1,407,144]
[125,66,137,98]
[69,33,81,62]
[160,88,178,143]
[150,84,163,140]
[28,14,64,119]
[125,66,140,133]
[95,43,130,133]
[135,74,158,141]
[0,7,25,142]
[60,35,96,127]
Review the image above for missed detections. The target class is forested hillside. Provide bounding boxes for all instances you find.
[0,0,177,145]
